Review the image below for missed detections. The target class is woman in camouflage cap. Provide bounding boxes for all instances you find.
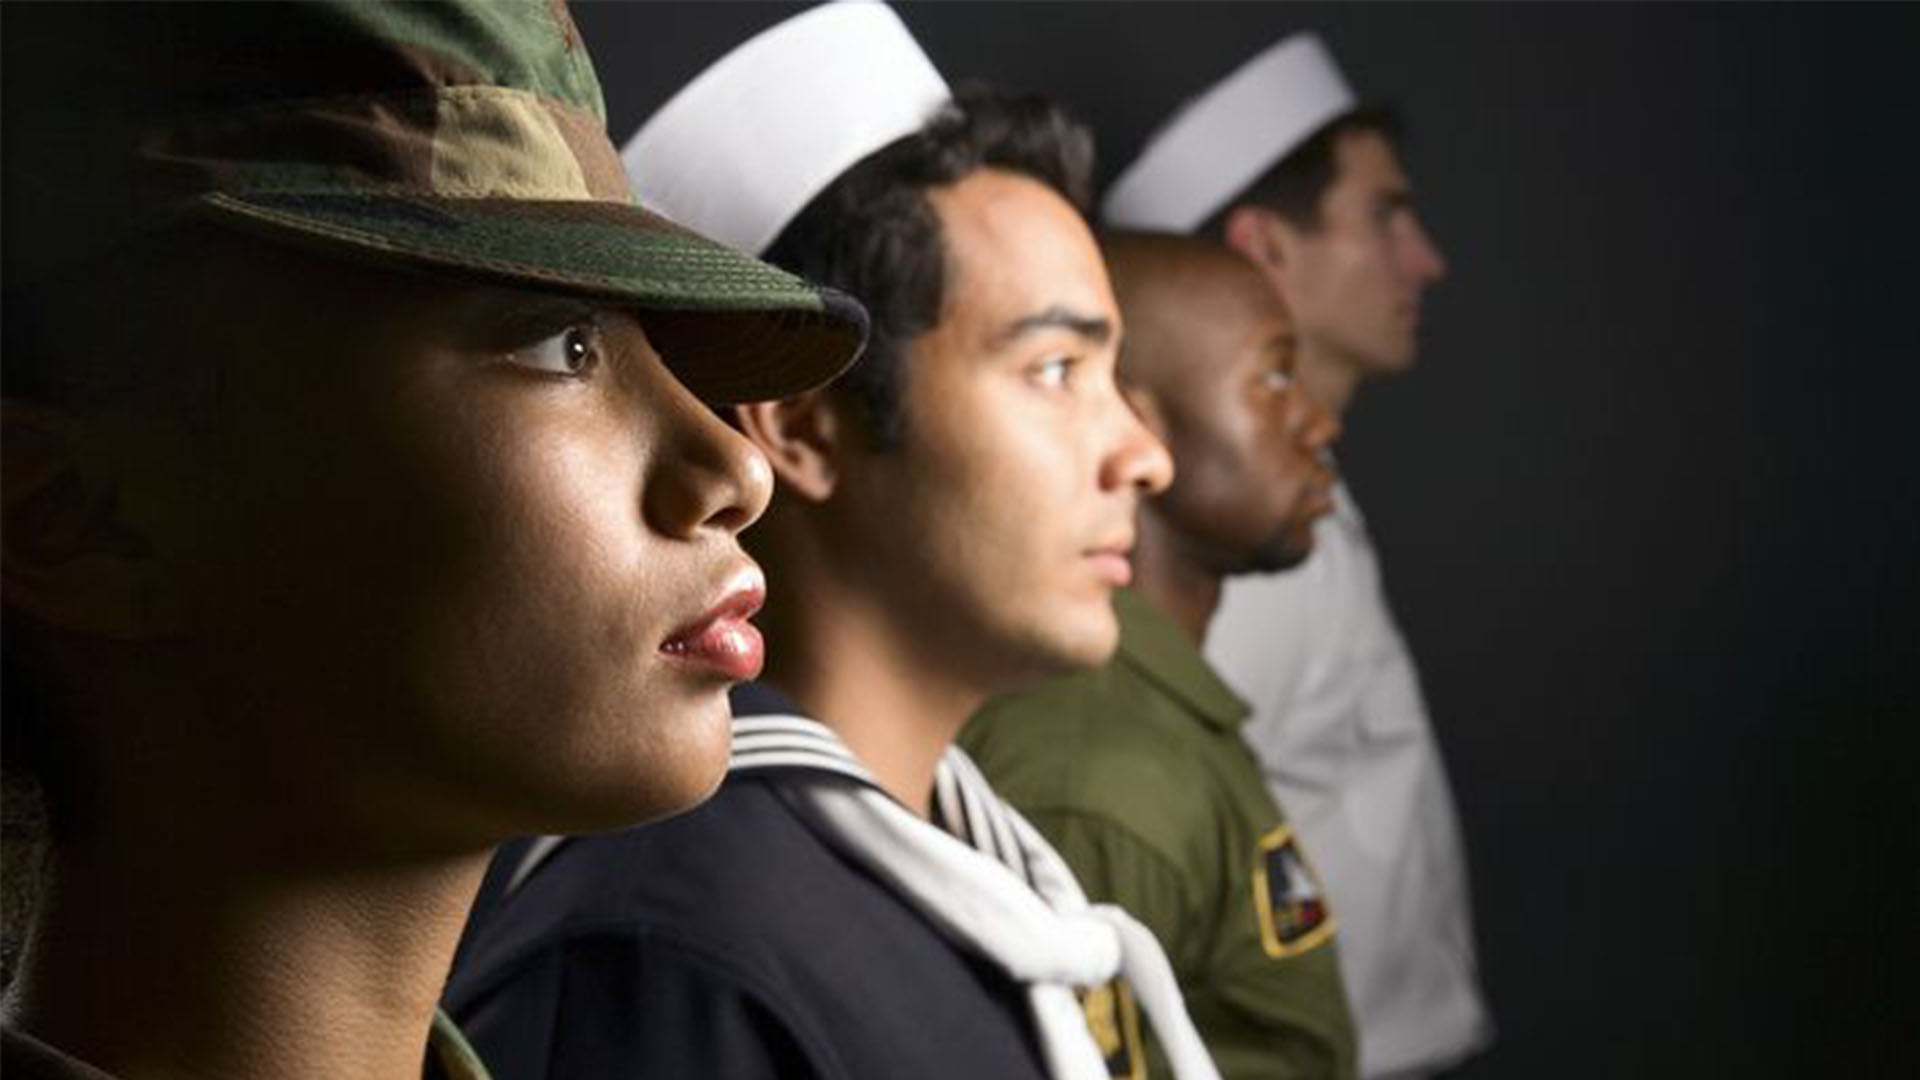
[0,3,864,1077]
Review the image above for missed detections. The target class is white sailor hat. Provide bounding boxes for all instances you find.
[621,1,951,256]
[1102,33,1356,232]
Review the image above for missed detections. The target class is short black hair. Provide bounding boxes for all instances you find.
[762,82,1094,448]
[1199,102,1401,238]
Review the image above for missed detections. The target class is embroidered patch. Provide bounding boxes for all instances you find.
[1252,824,1336,958]
[1079,977,1145,1079]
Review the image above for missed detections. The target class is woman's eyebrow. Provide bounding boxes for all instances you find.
[469,293,602,341]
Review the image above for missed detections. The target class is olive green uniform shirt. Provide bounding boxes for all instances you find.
[962,589,1357,1080]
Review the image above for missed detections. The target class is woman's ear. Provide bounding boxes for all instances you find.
[732,390,845,503]
[2,401,181,639]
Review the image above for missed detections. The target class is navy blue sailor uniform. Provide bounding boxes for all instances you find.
[445,685,1220,1080]
[445,692,1048,1079]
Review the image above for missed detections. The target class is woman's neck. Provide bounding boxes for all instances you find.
[5,832,490,1080]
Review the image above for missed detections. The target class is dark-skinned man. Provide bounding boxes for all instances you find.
[1103,36,1488,1078]
[964,232,1355,1080]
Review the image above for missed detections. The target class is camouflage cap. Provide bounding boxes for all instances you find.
[1,0,866,404]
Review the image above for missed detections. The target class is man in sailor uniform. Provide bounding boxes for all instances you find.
[445,5,1219,1079]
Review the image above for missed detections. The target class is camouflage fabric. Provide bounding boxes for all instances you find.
[1,0,864,404]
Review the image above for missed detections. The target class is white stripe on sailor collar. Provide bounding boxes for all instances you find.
[729,713,877,785]
[733,713,1037,887]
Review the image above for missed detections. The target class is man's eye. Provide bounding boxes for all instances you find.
[1262,368,1293,391]
[1031,356,1073,389]
[510,324,600,376]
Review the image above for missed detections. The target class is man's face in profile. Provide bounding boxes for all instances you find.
[1135,260,1338,575]
[829,168,1173,683]
[1279,129,1448,375]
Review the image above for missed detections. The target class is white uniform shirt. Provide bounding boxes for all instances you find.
[1204,482,1492,1079]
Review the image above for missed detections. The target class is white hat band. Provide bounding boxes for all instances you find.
[1102,33,1356,232]
[621,0,951,255]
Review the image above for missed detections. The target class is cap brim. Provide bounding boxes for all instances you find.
[192,191,867,405]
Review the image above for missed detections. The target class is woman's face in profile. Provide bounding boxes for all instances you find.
[159,243,773,852]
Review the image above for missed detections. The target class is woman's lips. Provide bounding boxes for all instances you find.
[661,576,766,682]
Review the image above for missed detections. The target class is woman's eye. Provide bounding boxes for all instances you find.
[510,324,600,376]
[1261,367,1293,391]
[1031,356,1073,389]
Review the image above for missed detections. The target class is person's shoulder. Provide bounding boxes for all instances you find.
[540,776,842,906]
[967,660,1183,758]
[964,664,1220,846]
[444,777,895,1075]
[452,922,845,1080]
[447,778,843,996]
[450,775,1052,1080]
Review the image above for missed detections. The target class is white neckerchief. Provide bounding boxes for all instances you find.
[730,714,1221,1080]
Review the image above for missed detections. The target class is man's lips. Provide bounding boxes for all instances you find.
[1086,538,1135,588]
[1299,483,1338,523]
[661,571,766,682]
[1293,460,1339,523]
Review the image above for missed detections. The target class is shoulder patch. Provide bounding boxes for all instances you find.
[1251,824,1336,957]
[1080,977,1146,1079]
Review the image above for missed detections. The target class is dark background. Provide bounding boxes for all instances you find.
[574,3,1918,1076]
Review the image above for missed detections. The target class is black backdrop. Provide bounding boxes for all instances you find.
[572,4,1919,1076]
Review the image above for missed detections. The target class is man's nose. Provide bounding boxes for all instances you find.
[1300,396,1341,455]
[1282,384,1341,454]
[1405,216,1448,285]
[1101,394,1175,496]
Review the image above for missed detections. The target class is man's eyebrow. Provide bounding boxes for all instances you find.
[1376,188,1415,211]
[990,306,1115,349]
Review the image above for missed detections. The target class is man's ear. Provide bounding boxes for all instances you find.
[1,401,178,639]
[732,390,845,503]
[1224,205,1286,274]
[1224,205,1303,314]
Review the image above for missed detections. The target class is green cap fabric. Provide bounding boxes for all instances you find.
[1,0,866,404]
